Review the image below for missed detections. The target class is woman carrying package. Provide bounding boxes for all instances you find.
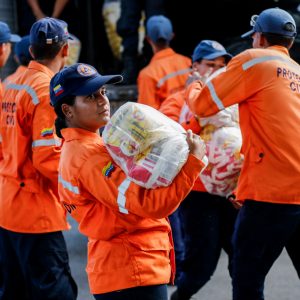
[49,63,206,300]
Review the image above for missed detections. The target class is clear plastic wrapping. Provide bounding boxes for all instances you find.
[102,102,190,189]
[198,105,243,197]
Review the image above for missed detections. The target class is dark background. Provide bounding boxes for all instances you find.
[12,0,300,75]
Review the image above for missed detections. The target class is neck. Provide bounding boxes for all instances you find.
[36,57,64,74]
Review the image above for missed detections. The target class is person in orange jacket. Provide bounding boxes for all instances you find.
[0,21,20,161]
[0,18,77,299]
[137,15,192,281]
[160,40,239,300]
[49,62,207,300]
[137,15,191,110]
[186,8,300,300]
[3,35,32,87]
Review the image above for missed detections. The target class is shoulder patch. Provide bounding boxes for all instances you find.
[41,127,54,137]
[102,161,115,177]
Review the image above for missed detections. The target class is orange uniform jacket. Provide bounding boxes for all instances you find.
[137,48,191,109]
[159,89,206,192]
[58,127,204,294]
[3,65,28,88]
[0,81,3,161]
[186,45,300,204]
[0,60,68,233]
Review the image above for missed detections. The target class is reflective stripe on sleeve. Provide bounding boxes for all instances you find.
[58,175,80,194]
[242,55,300,71]
[0,134,2,143]
[157,68,191,88]
[32,138,57,147]
[206,81,225,110]
[6,83,39,105]
[117,178,131,214]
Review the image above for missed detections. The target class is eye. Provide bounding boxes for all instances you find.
[100,87,107,96]
[87,93,96,100]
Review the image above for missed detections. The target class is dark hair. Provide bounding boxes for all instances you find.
[31,40,67,60]
[18,54,31,66]
[53,95,76,138]
[262,33,294,48]
[155,38,170,48]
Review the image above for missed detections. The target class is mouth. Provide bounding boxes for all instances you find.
[98,109,110,115]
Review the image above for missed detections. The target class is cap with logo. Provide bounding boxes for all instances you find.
[0,21,21,44]
[146,15,173,43]
[30,17,72,45]
[14,35,31,62]
[192,40,232,63]
[50,63,123,106]
[241,7,297,38]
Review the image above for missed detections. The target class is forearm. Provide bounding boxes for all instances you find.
[52,0,70,18]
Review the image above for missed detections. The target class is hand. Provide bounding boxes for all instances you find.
[185,71,202,87]
[186,129,206,160]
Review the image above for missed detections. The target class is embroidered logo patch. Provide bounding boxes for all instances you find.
[102,161,115,177]
[77,64,97,76]
[41,127,54,137]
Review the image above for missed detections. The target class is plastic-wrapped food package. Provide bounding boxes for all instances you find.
[65,34,81,66]
[102,102,191,189]
[198,105,243,197]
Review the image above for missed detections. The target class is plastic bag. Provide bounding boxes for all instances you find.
[198,105,243,196]
[65,34,81,66]
[102,102,190,189]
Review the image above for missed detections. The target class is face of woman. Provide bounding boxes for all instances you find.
[67,86,110,132]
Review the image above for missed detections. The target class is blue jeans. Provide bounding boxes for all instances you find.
[169,208,185,283]
[176,191,238,298]
[232,200,300,300]
[0,228,77,300]
[93,284,168,300]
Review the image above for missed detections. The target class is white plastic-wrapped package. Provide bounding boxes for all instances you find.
[198,105,243,197]
[102,102,190,189]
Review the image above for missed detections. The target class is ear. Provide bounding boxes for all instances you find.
[29,46,35,59]
[0,44,4,55]
[61,103,73,119]
[62,43,69,58]
[259,33,268,48]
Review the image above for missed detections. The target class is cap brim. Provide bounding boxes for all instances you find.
[10,34,21,43]
[74,74,123,95]
[203,51,232,61]
[241,29,254,39]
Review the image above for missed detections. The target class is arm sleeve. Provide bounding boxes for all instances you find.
[31,95,60,188]
[79,152,205,219]
[180,115,202,134]
[186,53,248,117]
[159,91,185,122]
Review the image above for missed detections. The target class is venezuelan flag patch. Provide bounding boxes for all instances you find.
[102,161,115,177]
[53,84,64,96]
[41,127,54,137]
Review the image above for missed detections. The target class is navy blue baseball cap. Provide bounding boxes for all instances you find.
[50,63,123,106]
[241,8,297,38]
[0,21,21,44]
[146,15,173,42]
[192,40,232,63]
[14,35,31,61]
[30,17,72,45]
